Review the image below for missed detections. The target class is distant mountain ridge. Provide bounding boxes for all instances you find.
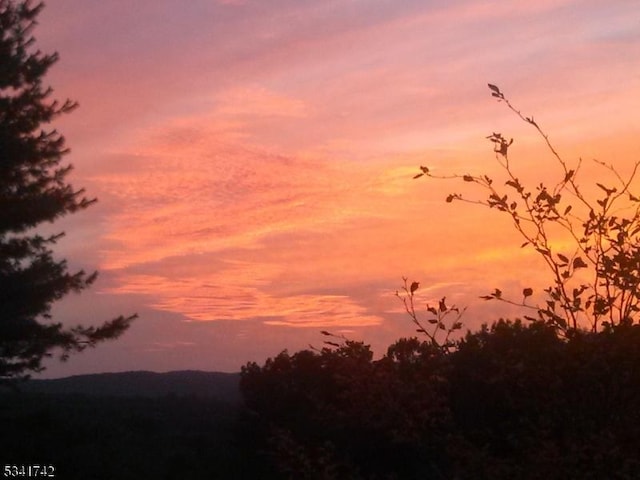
[14,370,242,403]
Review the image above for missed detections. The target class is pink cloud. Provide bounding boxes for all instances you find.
[30,0,640,376]
[215,85,308,118]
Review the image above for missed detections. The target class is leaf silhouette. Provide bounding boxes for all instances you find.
[573,257,588,269]
[410,281,419,294]
[439,297,447,312]
[596,183,616,195]
[523,288,533,298]
[563,170,574,183]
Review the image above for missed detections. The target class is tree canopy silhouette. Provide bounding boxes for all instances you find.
[0,0,135,382]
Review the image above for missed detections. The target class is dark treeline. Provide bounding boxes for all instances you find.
[240,320,640,479]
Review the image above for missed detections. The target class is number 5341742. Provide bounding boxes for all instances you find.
[3,465,55,477]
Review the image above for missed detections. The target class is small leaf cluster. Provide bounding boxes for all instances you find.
[395,277,465,351]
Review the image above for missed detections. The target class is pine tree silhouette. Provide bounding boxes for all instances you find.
[0,0,135,382]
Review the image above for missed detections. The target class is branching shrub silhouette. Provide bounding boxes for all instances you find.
[415,84,640,334]
[395,277,464,351]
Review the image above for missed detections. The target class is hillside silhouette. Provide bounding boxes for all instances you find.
[18,370,241,402]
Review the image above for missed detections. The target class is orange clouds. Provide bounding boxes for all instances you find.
[105,260,384,328]
[32,1,640,378]
[88,141,425,327]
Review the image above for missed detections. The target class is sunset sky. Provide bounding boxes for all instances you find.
[33,0,640,377]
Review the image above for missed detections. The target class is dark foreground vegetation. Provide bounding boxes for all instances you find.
[1,387,268,479]
[3,322,640,479]
[241,320,640,479]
